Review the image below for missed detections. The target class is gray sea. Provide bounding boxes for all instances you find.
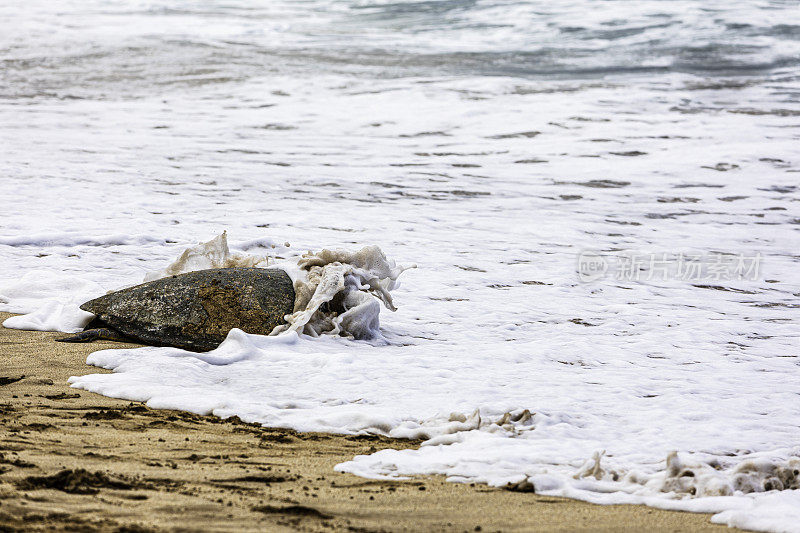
[1,2,800,531]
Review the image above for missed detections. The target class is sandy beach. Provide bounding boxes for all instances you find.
[0,312,744,532]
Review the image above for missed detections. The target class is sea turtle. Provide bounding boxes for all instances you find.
[56,268,295,352]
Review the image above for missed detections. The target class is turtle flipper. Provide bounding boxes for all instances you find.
[56,328,131,344]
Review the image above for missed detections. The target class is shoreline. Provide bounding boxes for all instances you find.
[0,312,743,532]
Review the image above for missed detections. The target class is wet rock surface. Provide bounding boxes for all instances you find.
[81,268,295,351]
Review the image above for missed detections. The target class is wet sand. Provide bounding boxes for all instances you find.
[0,312,743,532]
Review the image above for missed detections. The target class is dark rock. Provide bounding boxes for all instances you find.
[73,268,295,352]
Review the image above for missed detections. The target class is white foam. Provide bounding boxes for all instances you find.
[143,231,267,282]
[1,270,101,332]
[711,491,800,533]
[1,232,411,342]
[1,4,799,529]
[275,246,414,339]
[66,327,800,531]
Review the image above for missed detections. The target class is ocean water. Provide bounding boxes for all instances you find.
[2,1,800,531]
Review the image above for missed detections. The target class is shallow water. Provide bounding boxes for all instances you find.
[1,1,800,531]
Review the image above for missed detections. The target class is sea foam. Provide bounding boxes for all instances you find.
[2,2,800,530]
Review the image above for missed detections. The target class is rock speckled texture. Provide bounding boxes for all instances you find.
[80,268,295,351]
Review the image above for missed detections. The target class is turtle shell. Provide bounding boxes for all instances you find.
[81,268,295,351]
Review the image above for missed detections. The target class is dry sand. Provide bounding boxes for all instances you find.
[0,312,744,532]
